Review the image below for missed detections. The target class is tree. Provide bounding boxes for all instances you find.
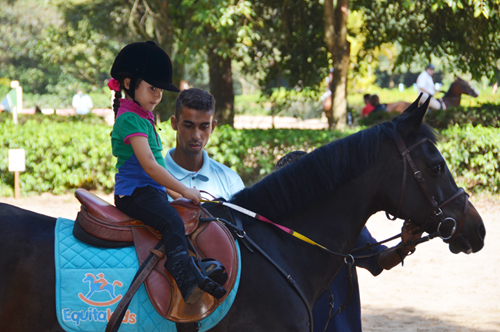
[324,0,350,130]
[355,0,500,81]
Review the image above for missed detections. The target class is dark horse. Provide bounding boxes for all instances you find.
[386,77,480,113]
[0,97,485,331]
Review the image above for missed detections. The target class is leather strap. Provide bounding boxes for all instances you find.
[175,322,201,331]
[105,240,164,332]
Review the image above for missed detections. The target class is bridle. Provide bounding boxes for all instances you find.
[385,125,469,242]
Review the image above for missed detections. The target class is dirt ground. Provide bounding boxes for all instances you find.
[1,192,498,331]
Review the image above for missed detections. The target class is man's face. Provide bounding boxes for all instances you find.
[171,106,216,157]
[426,68,434,76]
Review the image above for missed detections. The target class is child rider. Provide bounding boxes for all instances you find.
[108,41,226,304]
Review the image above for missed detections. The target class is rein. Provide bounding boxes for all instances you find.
[200,198,355,332]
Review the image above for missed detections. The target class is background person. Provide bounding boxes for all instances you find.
[416,64,446,110]
[165,88,245,201]
[369,94,386,114]
[361,93,375,118]
[275,151,423,332]
[72,89,93,115]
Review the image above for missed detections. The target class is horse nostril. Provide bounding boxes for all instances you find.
[478,224,486,240]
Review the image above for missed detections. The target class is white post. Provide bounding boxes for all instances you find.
[10,80,22,125]
[8,149,26,200]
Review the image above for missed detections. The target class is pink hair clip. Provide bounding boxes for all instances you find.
[108,78,121,92]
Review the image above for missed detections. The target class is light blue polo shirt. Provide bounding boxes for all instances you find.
[164,148,245,200]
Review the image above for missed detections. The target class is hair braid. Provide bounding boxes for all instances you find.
[113,90,122,119]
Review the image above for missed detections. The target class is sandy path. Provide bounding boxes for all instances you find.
[1,193,498,331]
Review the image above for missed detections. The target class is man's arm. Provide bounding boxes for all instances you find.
[377,221,422,270]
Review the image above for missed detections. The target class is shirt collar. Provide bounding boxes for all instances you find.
[165,148,210,182]
[117,98,154,121]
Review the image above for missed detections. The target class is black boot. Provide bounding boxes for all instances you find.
[165,251,227,304]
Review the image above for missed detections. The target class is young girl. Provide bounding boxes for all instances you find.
[108,41,226,304]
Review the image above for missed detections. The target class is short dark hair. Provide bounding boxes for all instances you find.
[276,151,307,170]
[363,94,371,101]
[369,94,380,106]
[175,88,215,118]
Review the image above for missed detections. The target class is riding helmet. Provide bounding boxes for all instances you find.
[110,41,180,92]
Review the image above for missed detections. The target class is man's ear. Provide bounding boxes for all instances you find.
[211,119,217,133]
[171,115,178,130]
[123,78,131,90]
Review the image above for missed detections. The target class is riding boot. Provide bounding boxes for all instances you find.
[165,250,227,304]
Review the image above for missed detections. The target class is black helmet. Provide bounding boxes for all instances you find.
[426,63,435,70]
[110,41,179,92]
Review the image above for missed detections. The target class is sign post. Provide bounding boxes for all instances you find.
[8,149,25,199]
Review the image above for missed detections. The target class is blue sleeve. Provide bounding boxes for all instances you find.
[352,227,387,276]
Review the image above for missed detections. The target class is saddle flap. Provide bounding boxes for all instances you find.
[133,220,239,322]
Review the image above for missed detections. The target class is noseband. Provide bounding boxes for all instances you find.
[387,127,469,242]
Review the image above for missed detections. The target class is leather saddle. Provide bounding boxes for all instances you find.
[73,188,239,323]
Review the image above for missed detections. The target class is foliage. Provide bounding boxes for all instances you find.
[1,117,500,196]
[0,117,115,195]
[356,0,500,82]
[205,125,351,185]
[257,87,323,120]
[243,0,329,93]
[438,124,500,193]
[426,104,500,129]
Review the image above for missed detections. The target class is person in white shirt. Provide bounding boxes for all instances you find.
[72,90,93,115]
[165,88,245,201]
[416,64,446,111]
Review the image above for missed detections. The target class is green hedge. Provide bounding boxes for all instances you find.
[1,116,499,196]
[438,124,500,193]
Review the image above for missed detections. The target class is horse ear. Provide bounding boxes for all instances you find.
[402,93,423,114]
[398,96,430,136]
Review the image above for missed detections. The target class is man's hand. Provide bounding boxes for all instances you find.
[400,220,423,254]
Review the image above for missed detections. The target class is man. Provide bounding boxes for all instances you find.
[276,151,422,332]
[72,89,93,115]
[416,64,445,111]
[165,88,245,200]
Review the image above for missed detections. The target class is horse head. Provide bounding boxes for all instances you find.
[452,77,480,98]
[382,96,485,254]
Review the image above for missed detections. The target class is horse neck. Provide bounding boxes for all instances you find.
[233,151,389,303]
[443,82,461,107]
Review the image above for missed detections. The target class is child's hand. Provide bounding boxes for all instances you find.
[182,187,201,205]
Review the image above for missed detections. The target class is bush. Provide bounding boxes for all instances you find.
[1,117,499,196]
[426,103,500,129]
[438,124,500,194]
[1,117,115,195]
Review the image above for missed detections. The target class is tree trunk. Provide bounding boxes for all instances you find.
[324,0,350,131]
[208,48,235,127]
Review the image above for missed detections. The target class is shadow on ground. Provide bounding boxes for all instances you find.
[362,306,500,332]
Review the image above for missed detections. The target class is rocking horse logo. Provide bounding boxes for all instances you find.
[78,273,124,306]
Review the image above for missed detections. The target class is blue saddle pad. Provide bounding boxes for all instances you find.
[54,217,240,332]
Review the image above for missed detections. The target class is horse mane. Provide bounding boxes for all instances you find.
[231,122,387,221]
[231,118,438,222]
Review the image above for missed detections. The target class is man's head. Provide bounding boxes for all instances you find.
[171,88,217,159]
[369,94,380,106]
[276,151,307,170]
[425,64,435,75]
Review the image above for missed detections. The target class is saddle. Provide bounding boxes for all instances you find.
[73,188,239,323]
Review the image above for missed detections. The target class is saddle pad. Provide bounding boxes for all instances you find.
[55,218,241,332]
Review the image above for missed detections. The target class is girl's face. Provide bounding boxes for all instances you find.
[124,79,163,112]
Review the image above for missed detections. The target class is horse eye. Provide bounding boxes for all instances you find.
[432,164,443,173]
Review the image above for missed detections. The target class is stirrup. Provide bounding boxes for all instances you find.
[197,258,228,286]
[189,257,227,300]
